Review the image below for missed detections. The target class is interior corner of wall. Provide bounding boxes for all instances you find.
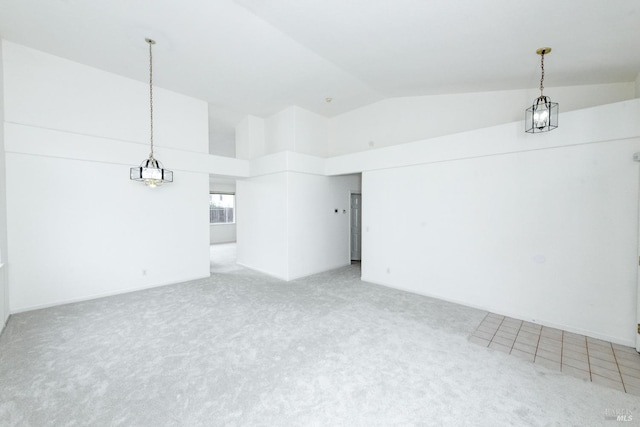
[284,172,291,280]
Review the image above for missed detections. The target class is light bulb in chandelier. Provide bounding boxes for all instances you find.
[532,97,551,129]
[130,154,173,187]
[534,109,549,129]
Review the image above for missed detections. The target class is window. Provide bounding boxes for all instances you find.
[209,193,235,224]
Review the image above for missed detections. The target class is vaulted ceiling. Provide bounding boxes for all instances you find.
[1,0,639,146]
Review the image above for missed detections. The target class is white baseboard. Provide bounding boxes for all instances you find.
[10,273,210,315]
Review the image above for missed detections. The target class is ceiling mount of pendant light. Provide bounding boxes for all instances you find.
[130,38,173,187]
[525,47,559,133]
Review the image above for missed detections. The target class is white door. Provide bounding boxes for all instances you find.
[350,193,362,261]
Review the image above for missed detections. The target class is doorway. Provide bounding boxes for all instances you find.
[350,193,362,261]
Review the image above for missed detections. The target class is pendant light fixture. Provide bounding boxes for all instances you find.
[130,38,173,187]
[525,47,558,133]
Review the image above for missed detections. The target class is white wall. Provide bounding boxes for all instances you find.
[237,170,360,280]
[235,115,266,160]
[264,106,328,158]
[4,43,208,153]
[0,41,8,329]
[3,41,211,312]
[360,100,640,346]
[208,120,236,158]
[265,107,296,154]
[329,82,636,156]
[287,173,360,280]
[210,179,237,244]
[210,223,236,245]
[236,173,289,279]
[7,155,209,310]
[292,107,328,158]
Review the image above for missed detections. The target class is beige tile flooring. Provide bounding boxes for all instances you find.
[469,313,640,395]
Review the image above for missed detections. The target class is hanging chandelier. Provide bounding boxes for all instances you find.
[525,47,558,133]
[130,38,173,187]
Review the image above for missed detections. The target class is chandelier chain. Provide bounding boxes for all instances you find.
[149,40,154,158]
[539,52,545,95]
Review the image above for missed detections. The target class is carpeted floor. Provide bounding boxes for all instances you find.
[0,244,638,426]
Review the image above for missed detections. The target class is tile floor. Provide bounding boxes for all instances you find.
[469,313,640,395]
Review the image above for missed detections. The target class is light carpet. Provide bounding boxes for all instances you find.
[0,247,638,426]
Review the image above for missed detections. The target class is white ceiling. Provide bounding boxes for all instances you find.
[1,0,639,139]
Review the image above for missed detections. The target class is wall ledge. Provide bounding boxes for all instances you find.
[248,99,640,178]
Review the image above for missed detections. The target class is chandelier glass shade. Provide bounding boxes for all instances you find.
[130,156,173,188]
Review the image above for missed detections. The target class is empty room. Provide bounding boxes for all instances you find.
[1,0,640,425]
